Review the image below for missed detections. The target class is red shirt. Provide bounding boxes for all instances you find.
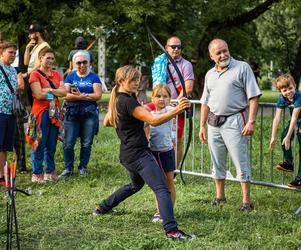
[29,70,63,115]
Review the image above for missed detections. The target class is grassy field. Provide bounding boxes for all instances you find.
[259,90,279,103]
[1,90,300,249]
[1,114,301,249]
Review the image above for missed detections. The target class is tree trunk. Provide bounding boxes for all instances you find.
[194,0,280,98]
[291,40,301,88]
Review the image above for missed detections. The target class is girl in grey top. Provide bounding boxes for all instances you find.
[145,84,177,223]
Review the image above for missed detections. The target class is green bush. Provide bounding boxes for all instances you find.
[259,76,273,90]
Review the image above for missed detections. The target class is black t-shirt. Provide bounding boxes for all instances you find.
[116,92,149,164]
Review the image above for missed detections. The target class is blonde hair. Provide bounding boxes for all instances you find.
[107,65,141,127]
[152,84,171,98]
[275,73,296,91]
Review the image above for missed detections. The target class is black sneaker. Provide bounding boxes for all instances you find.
[239,203,254,212]
[288,177,301,188]
[166,230,195,241]
[93,204,109,216]
[210,197,227,206]
[276,161,294,172]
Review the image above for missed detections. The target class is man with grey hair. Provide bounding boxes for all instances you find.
[199,38,261,212]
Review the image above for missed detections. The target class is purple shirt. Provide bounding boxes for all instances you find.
[166,57,194,99]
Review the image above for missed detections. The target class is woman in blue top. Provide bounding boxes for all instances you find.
[60,50,102,177]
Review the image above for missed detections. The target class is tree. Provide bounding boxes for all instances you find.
[255,1,301,84]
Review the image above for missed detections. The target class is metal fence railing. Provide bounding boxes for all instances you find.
[173,100,301,213]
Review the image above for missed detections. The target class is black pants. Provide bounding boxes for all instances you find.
[100,150,178,233]
[14,114,26,171]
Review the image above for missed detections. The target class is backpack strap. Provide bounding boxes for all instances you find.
[0,65,15,94]
[167,65,180,96]
[36,69,57,89]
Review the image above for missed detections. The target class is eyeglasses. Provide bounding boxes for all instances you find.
[168,45,184,50]
[76,60,88,66]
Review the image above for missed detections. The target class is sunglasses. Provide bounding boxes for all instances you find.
[76,60,88,66]
[168,45,184,50]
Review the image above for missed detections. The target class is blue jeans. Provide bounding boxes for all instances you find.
[63,111,98,171]
[32,111,58,174]
[100,150,178,233]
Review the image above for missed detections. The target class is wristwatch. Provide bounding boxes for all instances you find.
[248,120,256,125]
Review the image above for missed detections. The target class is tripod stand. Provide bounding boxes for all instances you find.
[4,156,30,250]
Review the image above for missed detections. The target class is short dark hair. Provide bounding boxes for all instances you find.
[0,41,17,52]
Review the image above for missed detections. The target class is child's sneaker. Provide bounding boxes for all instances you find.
[288,177,301,188]
[32,174,45,183]
[44,172,58,182]
[276,161,294,172]
[93,204,109,216]
[152,212,163,223]
[166,229,195,241]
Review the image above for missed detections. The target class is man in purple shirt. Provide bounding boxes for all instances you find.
[165,36,194,165]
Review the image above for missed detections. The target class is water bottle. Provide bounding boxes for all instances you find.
[47,92,55,118]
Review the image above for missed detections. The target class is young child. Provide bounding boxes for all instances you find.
[269,74,301,188]
[145,85,177,223]
[95,65,194,241]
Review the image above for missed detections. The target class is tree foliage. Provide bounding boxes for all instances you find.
[1,0,300,94]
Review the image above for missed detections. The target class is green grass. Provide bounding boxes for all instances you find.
[1,109,301,249]
[260,90,279,103]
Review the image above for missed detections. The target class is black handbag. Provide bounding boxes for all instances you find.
[0,65,28,122]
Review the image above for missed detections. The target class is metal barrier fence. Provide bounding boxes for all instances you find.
[175,100,301,195]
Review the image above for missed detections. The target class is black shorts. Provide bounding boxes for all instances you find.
[0,113,16,151]
[151,149,176,173]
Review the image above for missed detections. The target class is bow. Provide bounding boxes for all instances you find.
[146,21,193,184]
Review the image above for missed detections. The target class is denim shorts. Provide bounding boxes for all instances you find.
[151,149,176,173]
[0,113,16,151]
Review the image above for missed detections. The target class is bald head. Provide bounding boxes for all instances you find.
[208,39,228,55]
[208,38,231,71]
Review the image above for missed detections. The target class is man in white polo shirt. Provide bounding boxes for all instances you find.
[199,38,261,212]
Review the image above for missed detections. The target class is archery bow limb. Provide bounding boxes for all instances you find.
[146,22,193,184]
